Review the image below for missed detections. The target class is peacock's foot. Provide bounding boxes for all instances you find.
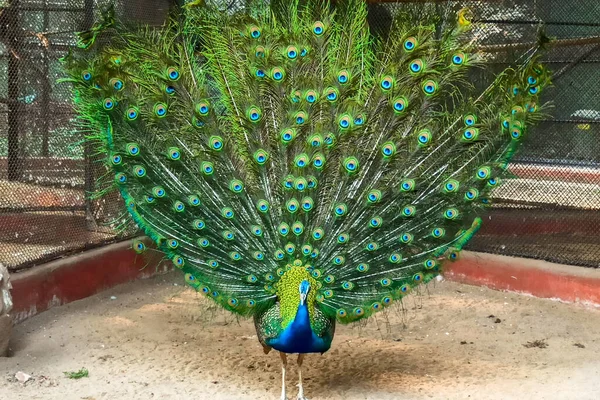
[296,396,309,400]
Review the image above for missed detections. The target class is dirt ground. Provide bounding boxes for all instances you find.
[1,272,599,400]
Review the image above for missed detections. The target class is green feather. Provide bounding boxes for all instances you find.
[64,0,550,326]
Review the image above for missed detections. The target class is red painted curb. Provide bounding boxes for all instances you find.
[10,239,172,323]
[445,251,600,306]
[9,243,599,324]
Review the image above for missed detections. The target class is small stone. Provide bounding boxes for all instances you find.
[15,371,32,383]
[110,296,117,300]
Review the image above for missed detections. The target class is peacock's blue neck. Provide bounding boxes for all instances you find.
[266,301,329,354]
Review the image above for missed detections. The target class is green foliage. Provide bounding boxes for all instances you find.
[63,368,89,379]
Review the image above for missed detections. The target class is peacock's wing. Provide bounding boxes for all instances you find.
[64,0,549,321]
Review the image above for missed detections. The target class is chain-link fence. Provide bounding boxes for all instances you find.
[1,0,598,272]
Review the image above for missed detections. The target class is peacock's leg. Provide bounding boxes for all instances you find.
[280,351,288,400]
[296,354,308,400]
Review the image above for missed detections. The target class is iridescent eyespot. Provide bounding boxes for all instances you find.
[222,230,234,241]
[402,205,415,217]
[409,59,424,74]
[251,225,263,236]
[270,67,285,81]
[154,103,167,117]
[417,129,432,145]
[167,238,179,249]
[404,37,417,51]
[337,233,349,243]
[165,85,176,95]
[333,203,347,216]
[208,260,219,269]
[341,281,354,290]
[301,197,314,212]
[354,115,365,126]
[198,237,209,247]
[422,79,438,95]
[286,45,298,59]
[432,228,445,238]
[333,255,345,265]
[173,201,185,212]
[464,188,479,201]
[464,114,477,126]
[301,245,312,255]
[278,222,290,236]
[366,242,379,251]
[357,263,369,272]
[209,135,224,151]
[381,142,396,158]
[281,128,296,143]
[323,289,334,298]
[511,126,522,139]
[82,71,92,81]
[126,107,139,120]
[286,198,299,213]
[167,67,180,81]
[337,309,347,317]
[488,177,500,187]
[392,97,408,113]
[343,156,359,173]
[369,217,382,228]
[294,153,309,167]
[313,21,325,36]
[126,143,140,156]
[400,232,413,243]
[133,240,145,253]
[400,179,415,192]
[285,243,295,254]
[367,189,382,203]
[152,186,166,198]
[444,179,459,193]
[380,278,392,287]
[424,259,436,269]
[110,78,124,91]
[255,68,265,78]
[229,252,241,261]
[294,177,307,191]
[167,147,181,161]
[337,70,350,84]
[400,284,410,293]
[222,207,234,219]
[462,128,479,142]
[527,76,538,85]
[249,25,261,38]
[413,273,422,282]
[324,87,339,102]
[201,161,214,175]
[476,166,491,180]
[300,48,308,57]
[353,307,365,316]
[173,256,185,268]
[254,149,269,165]
[452,52,465,66]
[444,208,459,220]
[380,75,394,91]
[256,199,270,212]
[324,275,335,284]
[305,90,318,104]
[382,296,392,305]
[196,102,209,115]
[312,227,324,240]
[111,154,122,165]
[103,98,115,110]
[133,165,146,177]
[193,219,205,230]
[389,253,402,263]
[246,106,262,122]
[338,114,351,129]
[294,111,307,126]
[311,269,321,278]
[529,86,539,95]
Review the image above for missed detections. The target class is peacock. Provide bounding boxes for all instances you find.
[62,1,550,398]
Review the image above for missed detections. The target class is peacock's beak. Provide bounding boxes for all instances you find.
[299,292,307,305]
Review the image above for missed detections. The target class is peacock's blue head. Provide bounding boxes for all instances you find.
[299,280,311,305]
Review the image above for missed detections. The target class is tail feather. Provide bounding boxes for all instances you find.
[63,1,550,322]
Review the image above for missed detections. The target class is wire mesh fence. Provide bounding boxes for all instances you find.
[0,0,598,272]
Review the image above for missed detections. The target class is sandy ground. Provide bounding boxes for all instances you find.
[1,272,599,400]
